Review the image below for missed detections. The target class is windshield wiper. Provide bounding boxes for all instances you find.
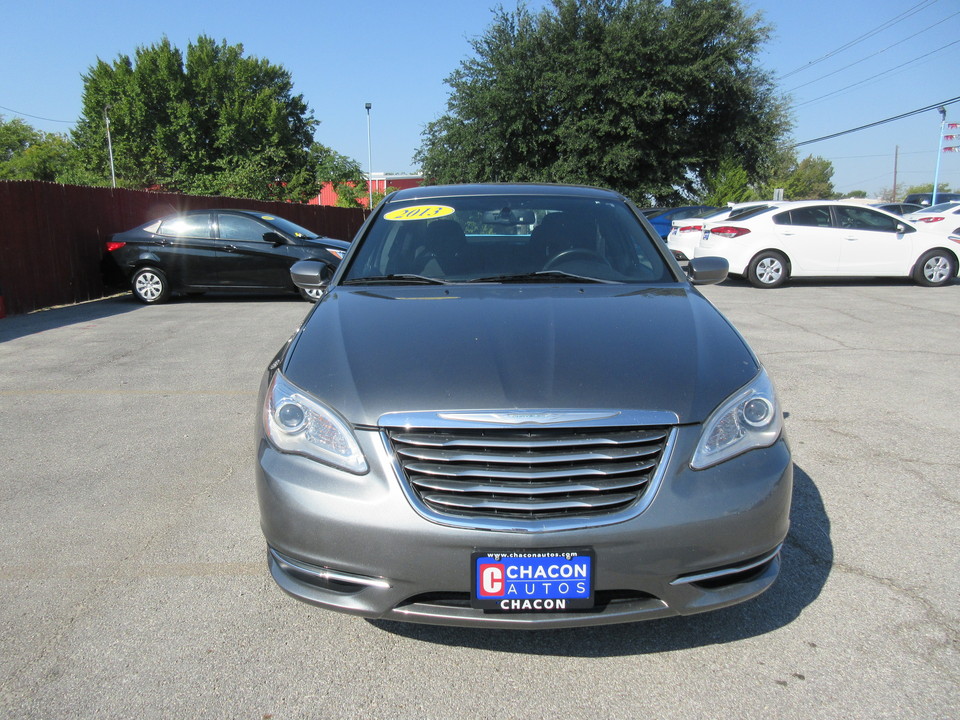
[341,274,451,286]
[468,271,617,284]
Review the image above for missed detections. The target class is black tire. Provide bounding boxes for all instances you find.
[912,249,957,287]
[131,267,170,304]
[747,251,789,289]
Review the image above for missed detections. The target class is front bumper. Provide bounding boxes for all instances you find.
[256,425,792,628]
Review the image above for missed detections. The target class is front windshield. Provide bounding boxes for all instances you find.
[263,215,320,239]
[342,194,673,284]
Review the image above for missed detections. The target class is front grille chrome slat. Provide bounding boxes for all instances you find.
[411,474,649,496]
[405,458,656,481]
[422,492,640,513]
[396,444,658,465]
[390,429,667,449]
[385,423,672,524]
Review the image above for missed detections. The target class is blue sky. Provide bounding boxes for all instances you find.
[3,0,958,198]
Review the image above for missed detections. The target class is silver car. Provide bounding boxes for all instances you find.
[256,184,792,628]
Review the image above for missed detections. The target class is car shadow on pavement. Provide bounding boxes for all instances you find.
[0,295,140,343]
[0,293,311,343]
[370,463,832,656]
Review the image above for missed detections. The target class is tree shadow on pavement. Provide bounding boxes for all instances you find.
[370,464,832,656]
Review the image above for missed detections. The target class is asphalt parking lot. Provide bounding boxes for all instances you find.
[1,278,958,719]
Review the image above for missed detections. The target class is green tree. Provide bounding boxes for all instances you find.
[370,186,401,208]
[748,151,836,201]
[416,0,790,204]
[780,155,837,200]
[0,116,74,181]
[698,157,753,206]
[333,182,367,208]
[900,182,952,196]
[306,142,368,206]
[70,36,317,199]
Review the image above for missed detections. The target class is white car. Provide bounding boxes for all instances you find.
[694,200,959,288]
[666,203,775,262]
[905,201,960,234]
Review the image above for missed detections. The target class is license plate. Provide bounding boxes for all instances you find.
[471,549,594,612]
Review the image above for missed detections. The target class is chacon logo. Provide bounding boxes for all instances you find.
[438,411,621,425]
[477,563,505,597]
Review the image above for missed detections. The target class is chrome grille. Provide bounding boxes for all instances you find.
[385,426,670,523]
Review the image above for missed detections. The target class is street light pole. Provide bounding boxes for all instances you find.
[103,105,116,188]
[932,106,946,206]
[365,103,373,210]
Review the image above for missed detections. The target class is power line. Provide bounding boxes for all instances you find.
[793,95,960,147]
[778,0,940,80]
[830,150,931,159]
[0,104,74,124]
[784,10,960,93]
[794,39,960,108]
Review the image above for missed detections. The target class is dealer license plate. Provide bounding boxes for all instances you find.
[471,549,594,612]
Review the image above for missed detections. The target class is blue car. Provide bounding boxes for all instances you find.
[644,205,717,239]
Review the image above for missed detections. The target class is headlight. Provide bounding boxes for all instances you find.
[263,372,368,474]
[691,369,783,469]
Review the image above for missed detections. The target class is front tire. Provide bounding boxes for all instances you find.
[131,267,170,304]
[748,251,789,288]
[913,250,957,287]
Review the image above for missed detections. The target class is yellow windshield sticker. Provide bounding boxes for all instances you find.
[260,215,275,221]
[384,205,455,221]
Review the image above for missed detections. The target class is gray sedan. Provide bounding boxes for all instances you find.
[255,183,792,628]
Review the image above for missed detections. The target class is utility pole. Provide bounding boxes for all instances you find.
[365,103,373,210]
[103,105,116,189]
[932,106,946,205]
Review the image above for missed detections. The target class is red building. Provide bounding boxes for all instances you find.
[311,173,424,208]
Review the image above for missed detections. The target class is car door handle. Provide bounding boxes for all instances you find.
[223,244,238,252]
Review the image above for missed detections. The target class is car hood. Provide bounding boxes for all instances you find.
[281,285,759,426]
[301,237,350,250]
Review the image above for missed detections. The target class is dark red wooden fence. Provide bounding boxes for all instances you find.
[0,181,368,316]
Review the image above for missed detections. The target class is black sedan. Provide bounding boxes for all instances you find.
[105,209,350,303]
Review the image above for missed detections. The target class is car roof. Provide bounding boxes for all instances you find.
[160,208,281,219]
[383,183,628,203]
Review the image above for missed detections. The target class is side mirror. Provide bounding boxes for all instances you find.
[290,260,333,293]
[263,231,287,246]
[687,256,728,285]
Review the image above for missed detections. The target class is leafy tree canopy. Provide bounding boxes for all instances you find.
[70,36,320,200]
[699,150,838,203]
[876,182,952,202]
[763,153,837,201]
[416,0,790,204]
[698,157,754,207]
[900,182,953,196]
[0,116,73,182]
